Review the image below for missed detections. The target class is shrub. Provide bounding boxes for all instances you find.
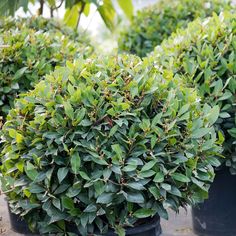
[0,19,94,120]
[0,55,221,235]
[118,0,233,57]
[0,16,88,41]
[148,12,236,173]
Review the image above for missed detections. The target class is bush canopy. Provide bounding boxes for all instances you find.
[118,0,233,57]
[0,18,93,119]
[148,11,236,173]
[1,55,221,235]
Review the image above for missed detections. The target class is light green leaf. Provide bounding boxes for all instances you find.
[117,0,133,20]
[63,101,74,120]
[207,106,219,125]
[70,152,81,174]
[153,172,164,183]
[192,128,211,139]
[171,173,190,183]
[133,208,155,218]
[97,0,116,30]
[141,160,157,172]
[62,196,74,210]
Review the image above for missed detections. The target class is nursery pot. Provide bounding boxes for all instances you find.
[7,204,33,234]
[192,167,236,236]
[8,203,161,236]
[96,215,161,236]
[72,215,161,236]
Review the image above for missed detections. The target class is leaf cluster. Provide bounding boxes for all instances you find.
[0,55,221,235]
[0,16,89,41]
[148,12,236,173]
[0,17,93,119]
[118,0,233,57]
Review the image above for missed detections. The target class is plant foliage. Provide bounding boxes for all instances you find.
[0,16,86,40]
[0,17,93,120]
[118,0,233,57]
[148,12,236,173]
[0,0,134,30]
[0,55,222,235]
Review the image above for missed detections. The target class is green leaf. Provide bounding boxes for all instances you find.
[138,170,156,178]
[13,67,28,80]
[73,108,86,125]
[64,3,81,28]
[70,152,81,174]
[151,135,157,149]
[62,196,74,210]
[133,209,155,218]
[149,186,161,200]
[112,144,123,160]
[127,182,145,190]
[115,225,125,236]
[171,173,190,182]
[207,157,221,167]
[153,172,164,183]
[178,104,190,117]
[57,167,69,183]
[29,184,45,193]
[63,101,74,120]
[156,204,168,220]
[127,192,144,203]
[79,171,90,180]
[84,204,97,213]
[152,113,162,127]
[207,106,219,125]
[25,162,38,181]
[168,186,182,197]
[161,183,171,191]
[97,0,116,30]
[96,193,113,204]
[141,160,157,172]
[94,180,105,195]
[117,0,133,20]
[192,128,211,139]
[123,164,137,172]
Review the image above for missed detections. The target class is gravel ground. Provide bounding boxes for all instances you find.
[0,194,196,236]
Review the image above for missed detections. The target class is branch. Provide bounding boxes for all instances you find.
[38,0,44,15]
[50,7,54,17]
[76,2,86,29]
[52,0,64,10]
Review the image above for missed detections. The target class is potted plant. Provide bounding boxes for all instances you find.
[0,17,93,234]
[148,11,236,235]
[118,0,232,57]
[0,17,93,120]
[0,16,92,43]
[0,54,221,235]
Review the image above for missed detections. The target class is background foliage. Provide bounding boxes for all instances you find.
[148,12,236,173]
[118,0,233,57]
[0,0,134,30]
[0,17,93,120]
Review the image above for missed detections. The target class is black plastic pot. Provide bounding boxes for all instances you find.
[192,167,236,236]
[8,205,161,236]
[74,215,161,236]
[8,205,34,235]
[95,215,161,236]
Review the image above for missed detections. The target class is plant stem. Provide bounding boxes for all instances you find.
[50,7,54,17]
[76,2,86,29]
[38,0,44,15]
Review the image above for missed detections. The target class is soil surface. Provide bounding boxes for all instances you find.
[0,194,196,236]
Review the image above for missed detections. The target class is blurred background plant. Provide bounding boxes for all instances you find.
[0,0,133,30]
